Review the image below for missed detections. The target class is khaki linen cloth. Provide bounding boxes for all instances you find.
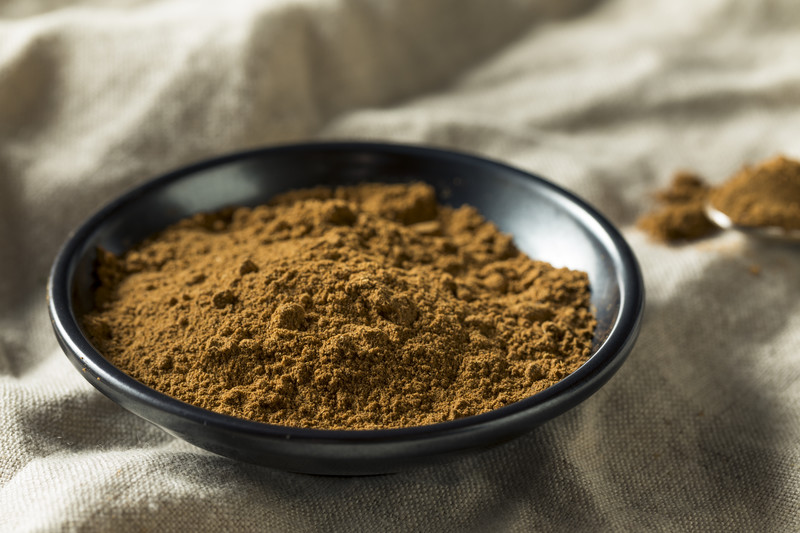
[2,0,800,531]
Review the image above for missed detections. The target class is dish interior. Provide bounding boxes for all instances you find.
[69,147,620,351]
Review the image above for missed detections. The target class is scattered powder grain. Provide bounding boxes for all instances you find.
[82,183,596,430]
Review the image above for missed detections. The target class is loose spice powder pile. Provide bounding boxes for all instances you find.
[82,183,596,429]
[709,155,800,231]
[639,155,800,242]
[636,171,718,242]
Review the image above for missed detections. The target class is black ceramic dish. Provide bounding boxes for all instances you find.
[48,142,644,475]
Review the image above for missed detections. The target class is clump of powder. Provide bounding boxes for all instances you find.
[637,171,719,242]
[81,183,596,430]
[639,154,800,243]
[709,156,800,231]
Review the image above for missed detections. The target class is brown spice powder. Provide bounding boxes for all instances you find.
[709,155,800,231]
[639,155,800,242]
[82,183,596,430]
[637,171,719,242]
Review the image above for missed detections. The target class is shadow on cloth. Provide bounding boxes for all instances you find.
[552,246,798,530]
[15,388,173,456]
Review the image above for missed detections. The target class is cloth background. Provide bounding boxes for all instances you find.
[2,0,799,530]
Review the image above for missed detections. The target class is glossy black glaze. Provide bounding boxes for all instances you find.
[48,142,644,475]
